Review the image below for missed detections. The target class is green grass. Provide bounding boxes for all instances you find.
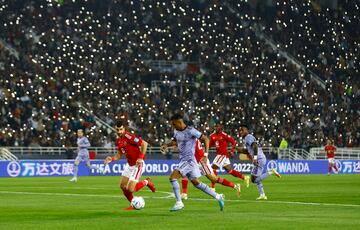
[0,174,360,230]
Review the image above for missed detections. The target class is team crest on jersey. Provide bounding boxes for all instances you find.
[118,139,127,148]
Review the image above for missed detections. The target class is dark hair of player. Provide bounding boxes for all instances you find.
[115,120,126,128]
[240,124,249,129]
[170,113,183,121]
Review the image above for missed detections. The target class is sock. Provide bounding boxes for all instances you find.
[195,182,218,199]
[181,178,188,194]
[229,169,245,180]
[217,177,235,188]
[73,164,78,178]
[211,169,217,188]
[328,166,332,173]
[121,187,133,202]
[256,181,265,195]
[135,180,148,192]
[333,165,338,172]
[170,179,182,202]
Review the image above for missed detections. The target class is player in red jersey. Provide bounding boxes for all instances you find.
[181,139,241,199]
[324,139,338,175]
[210,124,250,190]
[104,121,156,210]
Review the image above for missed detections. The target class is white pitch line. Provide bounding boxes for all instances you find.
[0,186,119,190]
[185,196,360,208]
[0,185,176,198]
[0,190,121,198]
[0,190,359,208]
[0,190,173,200]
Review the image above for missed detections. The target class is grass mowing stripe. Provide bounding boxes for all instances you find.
[1,175,360,230]
[1,190,359,208]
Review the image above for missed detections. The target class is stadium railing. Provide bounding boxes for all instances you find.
[0,148,19,161]
[262,147,314,160]
[310,147,360,160]
[1,147,167,159]
[0,146,323,160]
[6,147,359,160]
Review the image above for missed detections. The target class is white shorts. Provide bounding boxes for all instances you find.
[176,160,201,181]
[212,155,231,168]
[75,152,90,164]
[198,158,213,175]
[122,163,144,182]
[328,158,335,164]
[251,157,266,177]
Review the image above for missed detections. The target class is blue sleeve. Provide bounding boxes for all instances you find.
[190,127,202,139]
[245,135,256,146]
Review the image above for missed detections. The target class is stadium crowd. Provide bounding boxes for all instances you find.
[0,0,359,149]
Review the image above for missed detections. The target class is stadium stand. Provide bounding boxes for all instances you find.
[0,0,359,150]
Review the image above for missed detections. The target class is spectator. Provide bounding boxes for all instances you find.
[0,0,358,149]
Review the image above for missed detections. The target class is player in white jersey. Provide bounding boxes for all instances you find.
[161,114,225,211]
[69,129,103,182]
[239,125,281,200]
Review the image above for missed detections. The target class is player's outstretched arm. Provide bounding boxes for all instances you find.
[233,146,244,153]
[136,140,148,166]
[251,142,259,165]
[227,135,237,156]
[104,150,122,164]
[140,140,148,155]
[199,135,209,156]
[161,139,177,153]
[209,135,214,149]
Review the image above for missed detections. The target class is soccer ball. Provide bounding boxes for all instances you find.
[131,196,145,210]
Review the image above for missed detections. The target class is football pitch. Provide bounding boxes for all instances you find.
[0,175,359,230]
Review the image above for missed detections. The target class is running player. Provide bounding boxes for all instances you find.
[104,121,156,210]
[239,124,281,200]
[210,123,250,190]
[181,139,241,199]
[161,114,225,211]
[324,139,338,175]
[69,129,103,182]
